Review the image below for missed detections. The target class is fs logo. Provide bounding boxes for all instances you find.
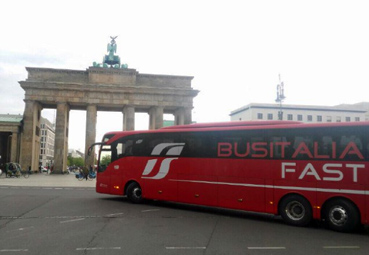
[141,143,185,179]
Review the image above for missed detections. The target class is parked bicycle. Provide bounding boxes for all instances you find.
[75,169,96,181]
[20,170,30,178]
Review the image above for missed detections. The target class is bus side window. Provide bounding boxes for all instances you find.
[315,136,334,158]
[115,140,134,159]
[148,138,175,156]
[292,136,313,160]
[338,135,363,160]
[270,136,290,159]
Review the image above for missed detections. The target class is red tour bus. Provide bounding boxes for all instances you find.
[88,120,369,232]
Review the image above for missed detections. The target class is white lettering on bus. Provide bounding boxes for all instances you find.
[217,141,364,160]
[299,163,321,180]
[281,162,365,182]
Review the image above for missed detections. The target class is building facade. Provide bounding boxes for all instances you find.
[0,114,22,167]
[39,117,55,167]
[230,103,369,123]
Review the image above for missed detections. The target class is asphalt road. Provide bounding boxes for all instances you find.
[0,182,368,254]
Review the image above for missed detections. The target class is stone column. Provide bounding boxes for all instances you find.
[184,108,192,125]
[148,108,156,130]
[53,102,69,174]
[123,106,135,131]
[10,132,18,162]
[175,108,185,125]
[85,105,97,168]
[148,106,164,130]
[20,100,42,171]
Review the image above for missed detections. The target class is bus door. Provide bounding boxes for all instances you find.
[96,145,113,194]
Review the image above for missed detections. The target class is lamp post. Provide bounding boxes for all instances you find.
[275,74,286,120]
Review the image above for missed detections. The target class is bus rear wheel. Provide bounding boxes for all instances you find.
[324,199,359,232]
[126,182,143,204]
[279,195,312,227]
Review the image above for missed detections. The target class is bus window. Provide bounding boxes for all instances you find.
[99,145,112,172]
[338,135,363,160]
[270,136,290,159]
[113,137,146,160]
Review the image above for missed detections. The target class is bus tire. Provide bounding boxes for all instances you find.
[279,194,312,227]
[126,182,143,204]
[324,199,359,232]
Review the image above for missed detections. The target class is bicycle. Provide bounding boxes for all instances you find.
[20,170,30,178]
[75,170,95,181]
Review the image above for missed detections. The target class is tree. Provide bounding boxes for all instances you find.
[100,155,111,166]
[67,156,84,167]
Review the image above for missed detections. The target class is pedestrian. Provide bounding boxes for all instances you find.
[82,166,89,180]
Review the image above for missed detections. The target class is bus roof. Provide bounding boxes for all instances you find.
[103,120,369,145]
[160,120,302,129]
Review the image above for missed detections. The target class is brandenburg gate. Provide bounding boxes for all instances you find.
[19,38,199,173]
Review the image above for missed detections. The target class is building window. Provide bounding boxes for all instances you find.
[327,116,332,122]
[355,117,360,122]
[345,117,351,122]
[267,113,273,120]
[317,115,322,122]
[307,115,313,122]
[287,114,293,120]
[297,115,303,121]
[257,113,263,119]
[336,116,341,122]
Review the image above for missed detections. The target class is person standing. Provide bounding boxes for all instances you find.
[82,166,89,181]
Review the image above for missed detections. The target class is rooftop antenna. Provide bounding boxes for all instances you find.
[275,74,286,120]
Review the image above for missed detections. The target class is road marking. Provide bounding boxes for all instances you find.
[141,209,160,212]
[105,213,124,217]
[60,218,85,224]
[248,247,286,250]
[166,247,206,250]
[0,249,28,252]
[76,247,121,251]
[18,227,34,231]
[323,246,360,249]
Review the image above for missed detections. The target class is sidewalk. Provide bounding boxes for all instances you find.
[0,173,96,188]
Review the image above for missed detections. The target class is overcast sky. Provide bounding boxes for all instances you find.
[1,0,369,151]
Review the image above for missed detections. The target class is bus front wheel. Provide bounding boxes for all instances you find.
[279,194,312,227]
[126,182,143,204]
[324,199,359,232]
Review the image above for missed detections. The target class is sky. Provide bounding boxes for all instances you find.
[1,0,369,151]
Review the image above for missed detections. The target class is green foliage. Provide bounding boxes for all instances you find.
[100,155,111,166]
[67,156,84,167]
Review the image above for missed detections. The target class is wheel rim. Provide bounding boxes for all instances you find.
[132,187,142,199]
[285,201,305,221]
[329,206,348,226]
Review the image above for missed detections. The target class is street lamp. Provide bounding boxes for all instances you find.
[275,74,286,120]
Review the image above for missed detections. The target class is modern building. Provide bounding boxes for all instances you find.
[68,149,84,158]
[230,102,369,123]
[39,117,55,167]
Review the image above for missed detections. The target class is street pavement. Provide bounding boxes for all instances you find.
[0,172,96,188]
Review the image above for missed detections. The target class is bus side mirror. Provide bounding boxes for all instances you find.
[87,142,105,156]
